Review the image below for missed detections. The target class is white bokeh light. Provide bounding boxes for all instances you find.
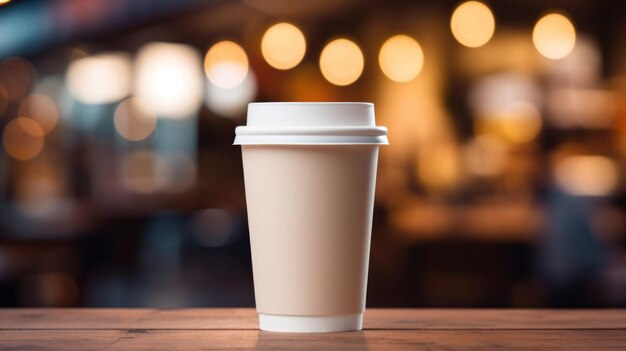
[66,53,132,104]
[135,42,203,119]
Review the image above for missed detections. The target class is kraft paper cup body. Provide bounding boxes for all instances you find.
[235,103,387,333]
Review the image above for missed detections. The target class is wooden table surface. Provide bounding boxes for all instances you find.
[0,308,625,350]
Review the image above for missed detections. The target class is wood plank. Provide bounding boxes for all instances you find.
[1,330,626,351]
[0,330,125,350]
[364,309,626,330]
[0,308,258,330]
[1,309,626,330]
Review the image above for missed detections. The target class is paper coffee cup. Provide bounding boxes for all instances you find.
[234,103,388,332]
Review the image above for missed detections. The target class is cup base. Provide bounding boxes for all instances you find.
[258,313,363,333]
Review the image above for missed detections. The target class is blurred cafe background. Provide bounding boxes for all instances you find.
[1,0,626,308]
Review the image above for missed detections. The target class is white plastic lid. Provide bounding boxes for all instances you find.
[234,102,388,145]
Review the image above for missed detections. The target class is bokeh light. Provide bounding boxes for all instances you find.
[0,57,37,101]
[261,22,306,70]
[497,101,542,143]
[204,41,249,89]
[135,42,204,118]
[113,97,157,141]
[450,1,495,48]
[66,53,132,104]
[378,34,424,82]
[533,13,576,60]
[554,156,618,196]
[319,38,364,86]
[17,94,59,135]
[2,117,44,161]
[205,69,257,118]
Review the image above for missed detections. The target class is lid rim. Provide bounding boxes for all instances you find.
[235,126,388,137]
[234,134,389,145]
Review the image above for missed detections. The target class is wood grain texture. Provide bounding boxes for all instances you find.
[0,308,259,330]
[1,330,625,351]
[0,309,625,350]
[1,308,625,330]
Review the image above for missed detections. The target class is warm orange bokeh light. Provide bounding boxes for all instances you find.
[379,35,424,82]
[450,1,495,48]
[261,22,306,70]
[319,38,364,86]
[533,13,576,59]
[3,117,45,161]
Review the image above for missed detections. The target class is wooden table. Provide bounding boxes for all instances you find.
[1,309,625,350]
